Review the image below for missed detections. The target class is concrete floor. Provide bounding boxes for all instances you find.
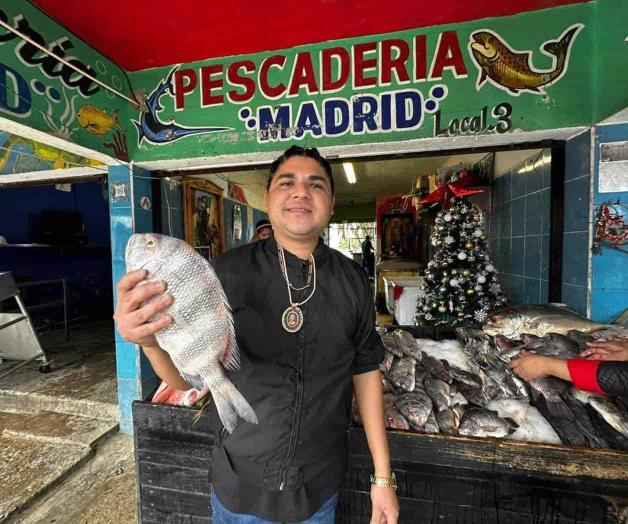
[0,321,136,523]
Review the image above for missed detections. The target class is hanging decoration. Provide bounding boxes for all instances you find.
[418,170,484,209]
[593,202,628,254]
[233,204,242,241]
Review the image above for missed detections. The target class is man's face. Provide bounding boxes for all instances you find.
[265,156,334,243]
[258,226,272,240]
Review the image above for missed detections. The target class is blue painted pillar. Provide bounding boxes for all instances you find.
[590,121,628,322]
[108,163,159,434]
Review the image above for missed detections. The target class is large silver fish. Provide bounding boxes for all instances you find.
[589,397,628,438]
[483,305,608,338]
[125,233,257,433]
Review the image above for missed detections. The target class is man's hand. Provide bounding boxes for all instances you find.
[371,485,399,524]
[581,338,628,361]
[113,269,173,348]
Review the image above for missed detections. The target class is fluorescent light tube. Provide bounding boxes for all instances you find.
[343,162,357,184]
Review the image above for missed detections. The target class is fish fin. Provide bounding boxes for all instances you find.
[133,120,145,145]
[546,399,574,420]
[220,327,241,371]
[476,69,488,89]
[211,378,258,433]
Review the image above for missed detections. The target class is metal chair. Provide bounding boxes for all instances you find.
[0,272,52,379]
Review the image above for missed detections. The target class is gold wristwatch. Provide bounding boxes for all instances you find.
[370,472,397,490]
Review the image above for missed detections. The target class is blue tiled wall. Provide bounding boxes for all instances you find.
[562,131,592,315]
[109,165,159,434]
[590,122,628,323]
[488,137,592,314]
[488,150,552,305]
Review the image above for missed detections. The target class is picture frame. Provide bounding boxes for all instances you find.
[183,177,225,260]
[381,213,414,259]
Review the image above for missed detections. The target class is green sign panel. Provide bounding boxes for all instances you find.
[0,1,131,161]
[129,2,597,162]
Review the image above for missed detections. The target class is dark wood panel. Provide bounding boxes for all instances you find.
[133,401,628,524]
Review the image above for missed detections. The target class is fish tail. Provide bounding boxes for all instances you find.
[211,377,258,433]
[542,25,581,68]
[546,398,574,420]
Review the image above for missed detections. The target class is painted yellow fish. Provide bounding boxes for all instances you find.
[470,24,582,95]
[77,105,120,135]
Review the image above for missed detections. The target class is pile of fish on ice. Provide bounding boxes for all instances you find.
[354,305,628,449]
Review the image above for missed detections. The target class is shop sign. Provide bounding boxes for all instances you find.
[0,1,130,161]
[130,2,596,162]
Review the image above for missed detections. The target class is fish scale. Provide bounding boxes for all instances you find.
[125,233,257,433]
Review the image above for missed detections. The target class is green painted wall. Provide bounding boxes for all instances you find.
[592,0,628,122]
[2,1,627,167]
[0,1,132,161]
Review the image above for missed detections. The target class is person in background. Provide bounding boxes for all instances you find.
[509,337,628,399]
[251,219,273,242]
[361,235,375,279]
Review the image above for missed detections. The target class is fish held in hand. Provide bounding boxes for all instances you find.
[125,233,257,433]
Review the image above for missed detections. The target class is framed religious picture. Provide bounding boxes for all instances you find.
[183,177,225,261]
[381,213,414,259]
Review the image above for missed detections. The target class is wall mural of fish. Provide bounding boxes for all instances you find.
[133,66,231,146]
[469,23,583,96]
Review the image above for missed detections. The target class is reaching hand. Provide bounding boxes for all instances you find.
[580,338,628,361]
[508,352,554,382]
[370,485,399,524]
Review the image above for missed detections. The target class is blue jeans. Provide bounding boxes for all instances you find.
[211,490,339,524]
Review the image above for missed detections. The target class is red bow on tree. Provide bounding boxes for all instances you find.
[419,171,484,209]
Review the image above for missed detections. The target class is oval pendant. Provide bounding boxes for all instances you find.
[282,305,303,333]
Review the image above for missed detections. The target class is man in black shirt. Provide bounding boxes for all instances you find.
[114,146,399,523]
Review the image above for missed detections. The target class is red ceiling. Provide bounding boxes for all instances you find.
[30,0,587,72]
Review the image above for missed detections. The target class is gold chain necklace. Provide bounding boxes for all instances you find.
[277,244,316,333]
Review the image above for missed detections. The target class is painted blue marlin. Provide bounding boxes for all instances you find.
[134,66,231,145]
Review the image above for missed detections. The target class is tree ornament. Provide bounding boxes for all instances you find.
[486,264,495,272]
[474,285,483,292]
[473,229,483,237]
[457,252,467,260]
[449,279,459,287]
[474,309,488,323]
[477,275,487,284]
[466,288,475,295]
[445,236,455,245]
[438,305,447,313]
[465,241,474,250]
[444,213,453,222]
[462,269,471,277]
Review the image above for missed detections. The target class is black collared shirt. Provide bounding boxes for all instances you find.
[209,235,384,522]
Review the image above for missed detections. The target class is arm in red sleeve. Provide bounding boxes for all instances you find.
[567,359,605,394]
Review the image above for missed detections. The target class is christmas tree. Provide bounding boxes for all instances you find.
[415,198,506,326]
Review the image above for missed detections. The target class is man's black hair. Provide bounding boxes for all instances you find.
[268,145,334,194]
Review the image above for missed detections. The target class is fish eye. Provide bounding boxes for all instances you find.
[146,237,157,248]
